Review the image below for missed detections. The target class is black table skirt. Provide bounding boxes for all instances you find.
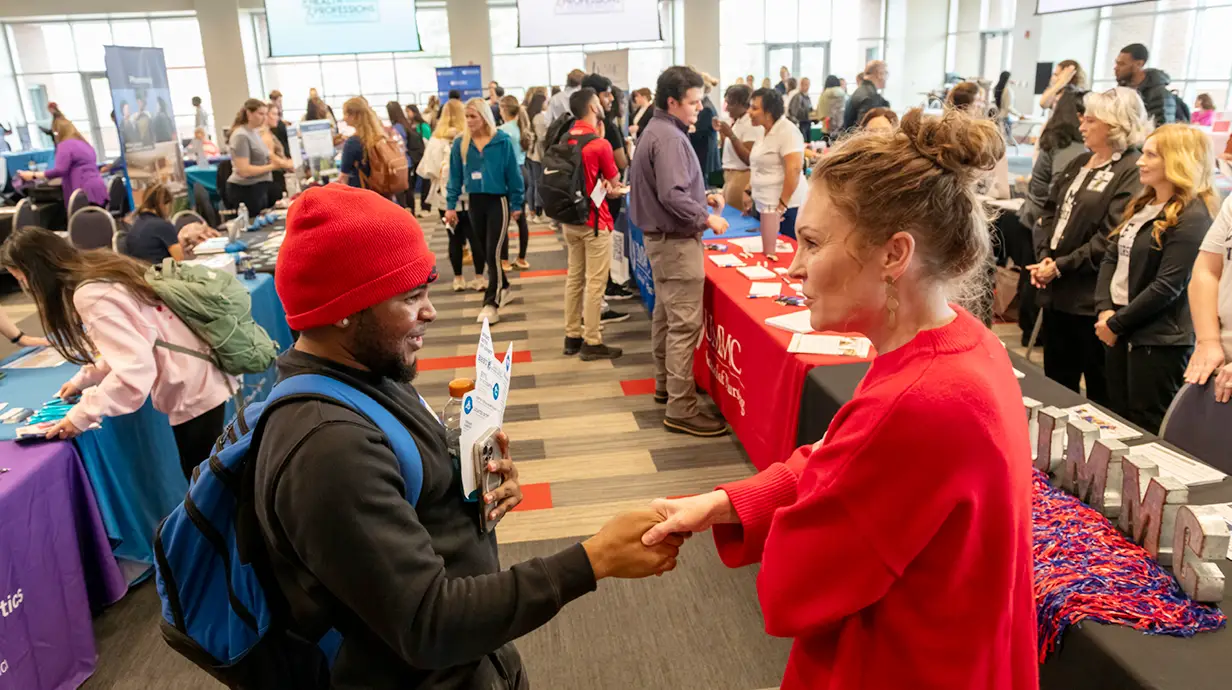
[797,351,1232,690]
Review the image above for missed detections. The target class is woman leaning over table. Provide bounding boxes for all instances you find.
[748,88,807,259]
[1094,124,1217,433]
[18,119,108,209]
[1029,87,1148,404]
[1,227,232,480]
[642,108,1036,689]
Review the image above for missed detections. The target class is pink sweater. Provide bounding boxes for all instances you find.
[66,282,234,430]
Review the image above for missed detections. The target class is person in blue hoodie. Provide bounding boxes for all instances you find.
[445,98,525,324]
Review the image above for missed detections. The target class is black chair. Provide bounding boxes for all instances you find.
[171,210,207,231]
[193,183,220,228]
[12,198,33,235]
[113,227,130,256]
[106,176,130,218]
[67,188,90,218]
[67,206,117,250]
[216,160,234,210]
[1160,381,1232,475]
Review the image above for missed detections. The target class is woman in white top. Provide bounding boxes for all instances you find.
[1185,190,1232,402]
[748,88,807,261]
[714,83,763,213]
[1092,124,1217,432]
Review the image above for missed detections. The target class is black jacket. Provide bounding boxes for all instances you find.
[1035,149,1143,316]
[842,80,890,131]
[1135,69,1177,127]
[690,97,721,177]
[1094,198,1212,346]
[252,349,596,689]
[272,120,291,161]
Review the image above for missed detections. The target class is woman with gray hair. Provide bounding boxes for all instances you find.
[1028,86,1149,401]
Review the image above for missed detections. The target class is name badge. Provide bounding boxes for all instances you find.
[471,171,483,181]
[1087,169,1113,193]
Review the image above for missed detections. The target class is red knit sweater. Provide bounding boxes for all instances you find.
[715,308,1037,689]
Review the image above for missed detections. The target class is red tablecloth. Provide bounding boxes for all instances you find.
[693,236,873,470]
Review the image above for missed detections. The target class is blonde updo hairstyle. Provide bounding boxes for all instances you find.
[810,107,1005,304]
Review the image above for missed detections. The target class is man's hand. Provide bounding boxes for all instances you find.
[1095,310,1117,347]
[1186,340,1227,386]
[483,430,523,523]
[706,214,729,235]
[641,490,736,546]
[706,193,725,213]
[583,509,686,580]
[44,417,84,440]
[1215,363,1232,404]
[444,210,459,227]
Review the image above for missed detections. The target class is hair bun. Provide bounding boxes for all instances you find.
[899,108,1005,183]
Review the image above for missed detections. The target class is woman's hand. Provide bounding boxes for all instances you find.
[583,509,686,580]
[17,170,36,181]
[1185,340,1226,386]
[1094,311,1117,347]
[1215,363,1232,404]
[483,431,523,523]
[56,380,81,401]
[44,417,84,440]
[19,334,50,348]
[641,490,737,546]
[444,210,459,227]
[511,210,522,221]
[1027,258,1059,289]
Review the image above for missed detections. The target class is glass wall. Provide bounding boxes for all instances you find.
[487,0,680,97]
[945,0,1017,80]
[718,0,885,92]
[1090,0,1232,109]
[0,13,211,158]
[241,1,450,124]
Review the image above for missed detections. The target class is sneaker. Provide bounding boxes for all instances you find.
[499,287,513,307]
[600,309,631,324]
[452,276,466,292]
[654,390,668,404]
[476,305,499,324]
[605,282,634,301]
[469,277,486,292]
[580,343,623,361]
[513,258,530,270]
[501,260,513,273]
[664,413,730,438]
[563,336,583,355]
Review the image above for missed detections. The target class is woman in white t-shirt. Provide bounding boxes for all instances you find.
[1093,124,1218,432]
[715,83,763,213]
[1186,193,1232,401]
[748,88,807,261]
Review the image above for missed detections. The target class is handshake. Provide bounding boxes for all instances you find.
[580,491,735,580]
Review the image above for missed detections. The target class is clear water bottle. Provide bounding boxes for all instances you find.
[441,378,475,470]
[237,202,249,231]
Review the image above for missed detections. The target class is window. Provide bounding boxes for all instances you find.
[0,13,212,158]
[945,0,1017,79]
[1090,0,1232,109]
[242,3,451,123]
[488,0,680,95]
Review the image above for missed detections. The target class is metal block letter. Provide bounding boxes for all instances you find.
[1060,419,1100,494]
[1172,504,1230,603]
[1071,439,1127,519]
[1024,397,1043,461]
[1119,454,1188,565]
[1035,407,1068,474]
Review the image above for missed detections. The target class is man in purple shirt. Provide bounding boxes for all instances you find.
[629,65,730,438]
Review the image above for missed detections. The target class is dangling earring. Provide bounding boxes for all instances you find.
[884,276,899,329]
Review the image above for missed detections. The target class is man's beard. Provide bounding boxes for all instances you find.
[352,310,418,383]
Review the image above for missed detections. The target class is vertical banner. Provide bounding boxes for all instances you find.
[436,66,483,101]
[585,49,629,90]
[104,46,185,209]
[300,120,337,177]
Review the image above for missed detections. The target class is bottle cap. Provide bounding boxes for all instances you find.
[448,378,475,398]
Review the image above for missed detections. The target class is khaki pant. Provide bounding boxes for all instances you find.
[722,169,750,213]
[644,233,705,419]
[563,224,613,346]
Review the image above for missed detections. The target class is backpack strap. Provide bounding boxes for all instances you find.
[154,338,246,416]
[262,374,424,505]
[572,133,601,236]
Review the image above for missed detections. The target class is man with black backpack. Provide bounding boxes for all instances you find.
[542,87,625,361]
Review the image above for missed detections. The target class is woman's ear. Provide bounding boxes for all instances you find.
[883,231,916,281]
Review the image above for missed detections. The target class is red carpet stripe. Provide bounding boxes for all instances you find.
[518,269,568,278]
[418,349,533,372]
[510,482,553,512]
[528,229,556,237]
[620,378,658,396]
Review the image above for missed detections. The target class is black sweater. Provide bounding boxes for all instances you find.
[1035,149,1143,316]
[252,349,597,689]
[1094,198,1213,347]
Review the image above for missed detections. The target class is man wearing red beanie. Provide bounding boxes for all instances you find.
[248,185,685,689]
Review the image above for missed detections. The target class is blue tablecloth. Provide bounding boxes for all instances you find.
[625,203,760,313]
[1,148,56,194]
[0,272,291,580]
[185,163,219,200]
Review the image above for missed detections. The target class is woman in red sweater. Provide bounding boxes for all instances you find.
[643,108,1038,688]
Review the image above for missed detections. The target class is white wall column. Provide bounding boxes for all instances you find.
[885,0,948,110]
[683,0,720,80]
[447,0,493,85]
[194,0,250,142]
[1009,0,1042,115]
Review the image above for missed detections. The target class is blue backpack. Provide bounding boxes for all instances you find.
[153,374,425,689]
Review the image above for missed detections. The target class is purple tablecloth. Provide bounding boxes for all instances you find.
[0,440,126,689]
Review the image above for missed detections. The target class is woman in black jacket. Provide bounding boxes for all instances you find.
[1030,87,1148,403]
[1094,124,1219,432]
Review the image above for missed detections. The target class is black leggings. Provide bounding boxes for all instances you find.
[227,181,270,213]
[469,193,511,307]
[172,403,227,480]
[1105,340,1191,434]
[447,210,482,277]
[1043,309,1108,405]
[501,206,530,262]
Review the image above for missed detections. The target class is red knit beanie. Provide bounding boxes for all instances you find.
[275,185,436,330]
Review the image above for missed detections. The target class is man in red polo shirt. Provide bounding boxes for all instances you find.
[562,87,624,361]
